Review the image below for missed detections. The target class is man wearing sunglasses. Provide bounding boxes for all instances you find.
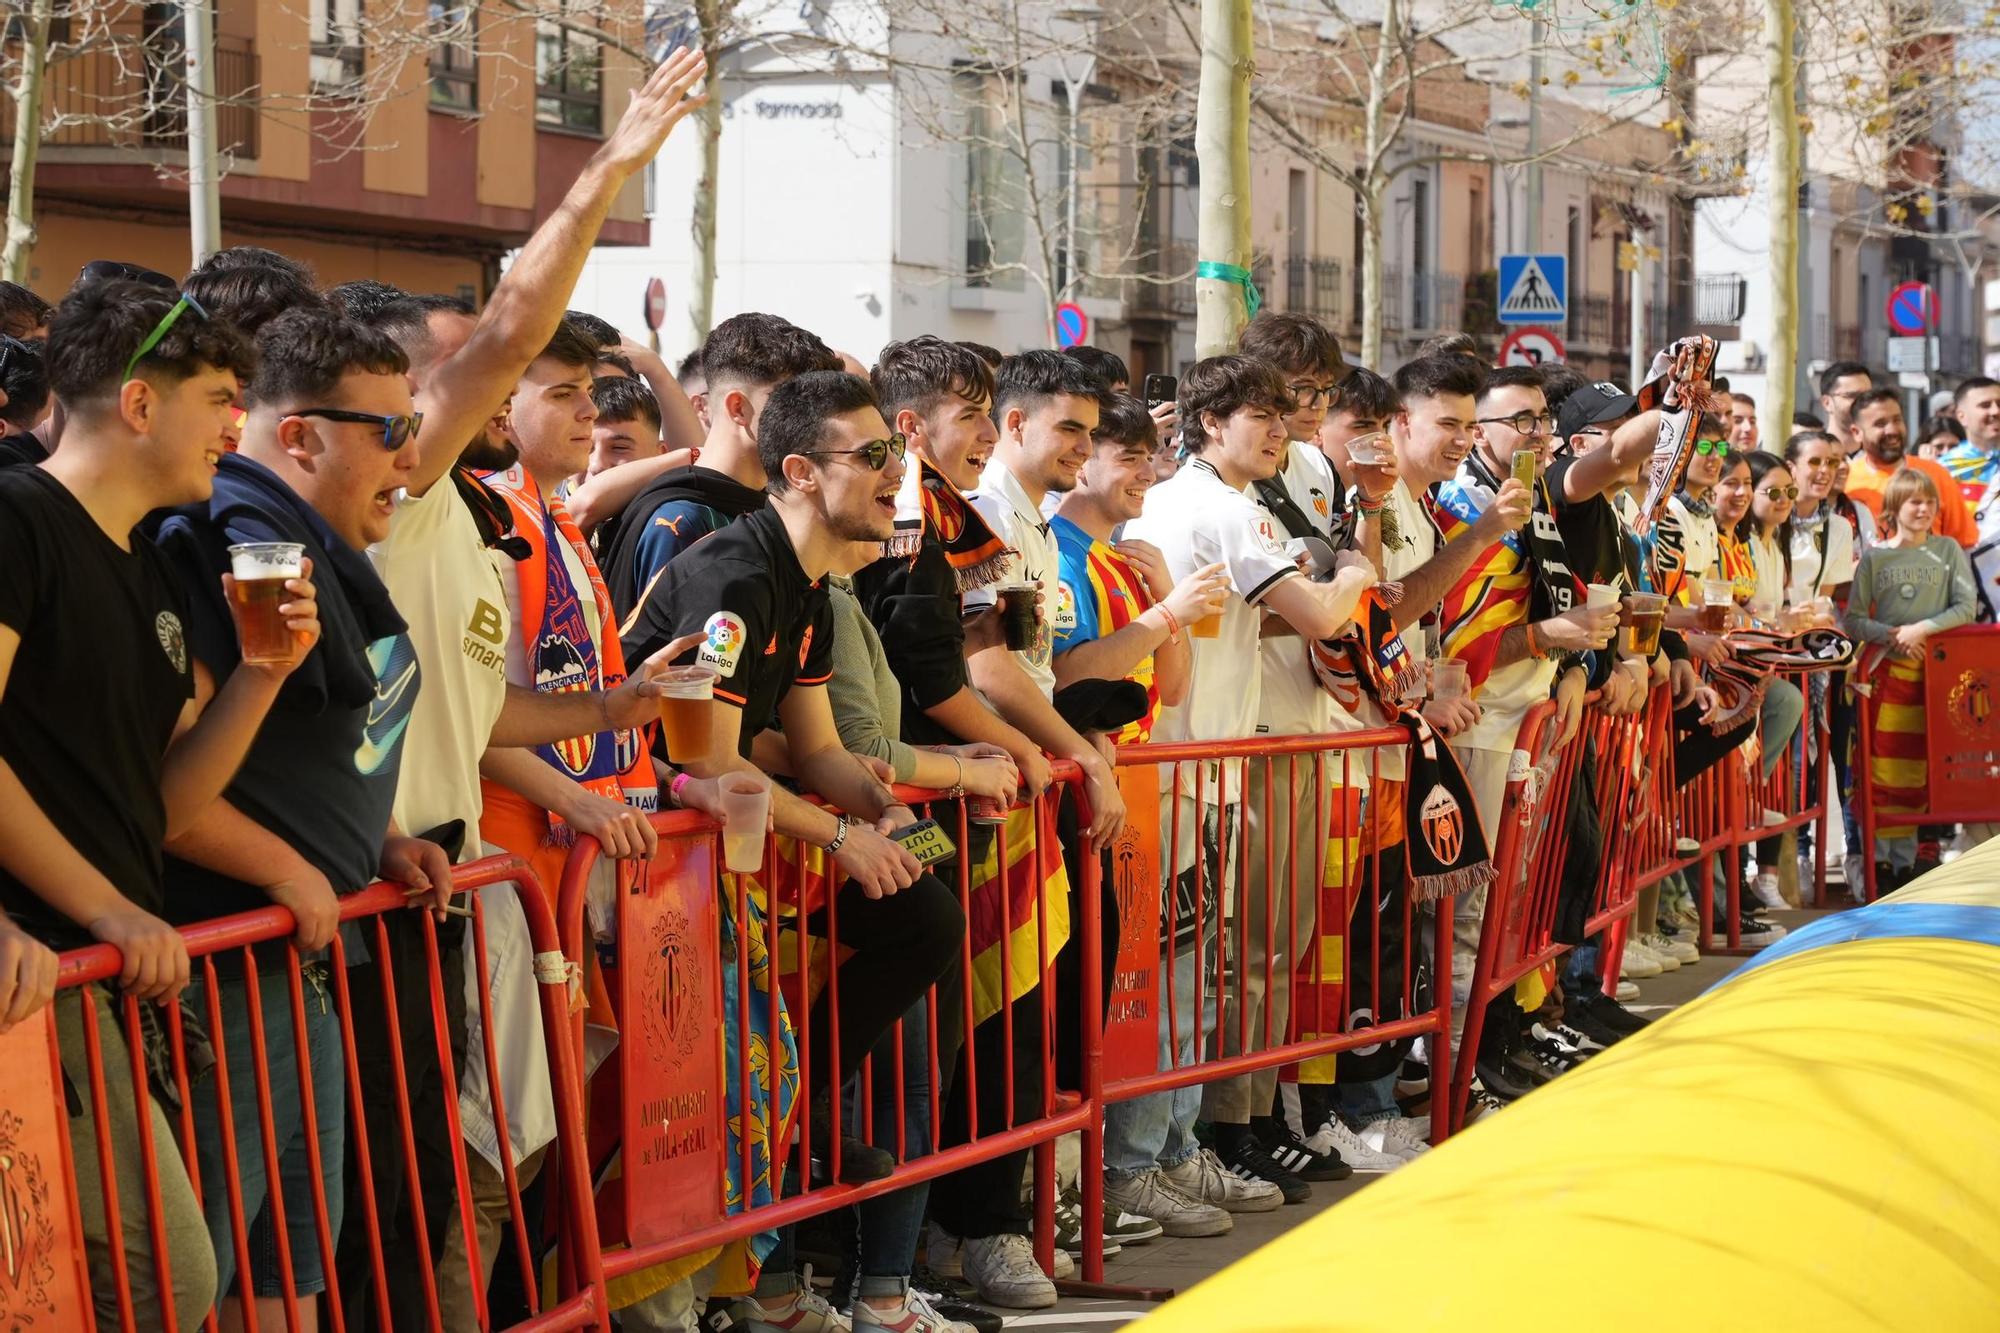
[620,368,965,1165]
[150,307,445,1329]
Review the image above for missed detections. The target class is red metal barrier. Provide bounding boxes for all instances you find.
[551,767,1099,1305]
[1446,689,1655,1129]
[40,856,606,1332]
[1079,727,1443,1281]
[1855,624,2000,901]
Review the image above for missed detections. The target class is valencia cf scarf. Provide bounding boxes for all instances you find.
[1631,336,1719,536]
[484,467,656,838]
[888,453,1012,592]
[1704,626,1856,733]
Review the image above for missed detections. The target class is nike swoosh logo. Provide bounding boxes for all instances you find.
[356,652,417,774]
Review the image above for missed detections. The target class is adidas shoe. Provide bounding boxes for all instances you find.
[1254,1118,1353,1183]
[1215,1135,1313,1204]
[1535,1020,1605,1055]
[1161,1147,1284,1213]
[1643,930,1699,966]
[1303,1117,1405,1172]
[1360,1115,1431,1160]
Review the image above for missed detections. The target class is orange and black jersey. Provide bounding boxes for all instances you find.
[618,505,835,759]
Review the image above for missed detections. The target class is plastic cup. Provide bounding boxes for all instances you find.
[1346,432,1392,466]
[1190,609,1222,639]
[717,773,769,873]
[655,666,717,766]
[1699,578,1736,632]
[1431,659,1470,702]
[997,583,1040,652]
[1585,582,1620,611]
[1622,592,1667,656]
[226,542,306,665]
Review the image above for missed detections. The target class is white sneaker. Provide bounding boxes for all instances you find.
[1615,979,1642,1002]
[1639,938,1681,972]
[959,1233,1056,1310]
[851,1289,977,1332]
[1304,1117,1404,1171]
[1751,872,1786,911]
[1103,1167,1232,1237]
[922,1222,963,1280]
[1051,1246,1073,1280]
[1641,931,1699,966]
[1619,944,1662,979]
[1359,1116,1430,1161]
[736,1267,852,1331]
[1162,1147,1282,1213]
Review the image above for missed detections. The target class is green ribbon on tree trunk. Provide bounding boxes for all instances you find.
[1196,261,1263,317]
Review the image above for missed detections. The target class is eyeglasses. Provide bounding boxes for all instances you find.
[1759,484,1800,500]
[1476,411,1555,436]
[1286,383,1336,409]
[807,433,908,471]
[290,407,425,450]
[1692,438,1728,456]
[121,293,209,383]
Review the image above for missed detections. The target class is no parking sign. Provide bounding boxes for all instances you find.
[1054,302,1090,349]
[1497,326,1567,368]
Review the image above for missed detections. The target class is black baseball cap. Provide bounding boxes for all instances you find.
[1555,381,1638,445]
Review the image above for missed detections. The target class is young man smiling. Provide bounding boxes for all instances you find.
[1842,388,1975,547]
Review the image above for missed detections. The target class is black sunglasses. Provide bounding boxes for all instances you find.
[79,259,179,291]
[290,407,424,450]
[808,433,908,471]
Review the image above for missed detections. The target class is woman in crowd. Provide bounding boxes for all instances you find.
[1913,414,1965,461]
[1843,468,1976,889]
[1732,452,1808,911]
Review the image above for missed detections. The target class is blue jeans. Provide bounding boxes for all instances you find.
[1334,1072,1400,1126]
[1104,946,1212,1179]
[847,999,935,1299]
[191,961,344,1300]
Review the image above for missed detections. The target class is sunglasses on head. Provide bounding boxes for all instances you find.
[289,407,424,450]
[808,432,908,471]
[80,259,179,291]
[121,293,210,383]
[1759,484,1800,500]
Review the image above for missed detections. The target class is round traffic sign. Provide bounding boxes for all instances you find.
[1886,280,1935,336]
[1497,326,1566,368]
[1054,302,1089,349]
[644,277,667,332]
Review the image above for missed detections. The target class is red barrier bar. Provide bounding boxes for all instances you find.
[47,857,606,1333]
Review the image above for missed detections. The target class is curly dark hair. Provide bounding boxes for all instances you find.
[700,312,841,392]
[0,282,52,340]
[591,374,662,432]
[1092,392,1156,450]
[325,279,411,322]
[871,334,996,418]
[0,336,50,431]
[247,309,411,409]
[1236,312,1346,380]
[184,259,332,337]
[1177,354,1291,455]
[49,279,256,409]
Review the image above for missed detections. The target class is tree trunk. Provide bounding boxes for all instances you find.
[1193,0,1252,358]
[2,0,55,284]
[1762,0,1799,442]
[1359,186,1385,371]
[686,0,726,350]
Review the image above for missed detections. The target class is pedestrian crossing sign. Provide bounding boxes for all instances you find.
[1497,254,1567,325]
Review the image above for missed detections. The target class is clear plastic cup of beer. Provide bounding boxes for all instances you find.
[655,665,718,766]
[226,542,306,665]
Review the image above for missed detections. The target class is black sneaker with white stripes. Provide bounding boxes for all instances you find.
[1218,1134,1313,1204]
[1253,1116,1353,1184]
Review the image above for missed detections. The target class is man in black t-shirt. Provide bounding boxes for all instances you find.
[0,279,314,1329]
[622,370,965,1183]
[152,309,447,1318]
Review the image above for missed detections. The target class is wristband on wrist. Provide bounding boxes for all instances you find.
[1157,605,1182,643]
[1526,622,1545,659]
[824,812,851,855]
[668,771,695,808]
[1355,494,1386,515]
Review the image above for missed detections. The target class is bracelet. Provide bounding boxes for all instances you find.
[668,771,694,809]
[1355,495,1387,516]
[948,754,966,800]
[824,812,851,855]
[1525,623,1545,659]
[1157,605,1182,643]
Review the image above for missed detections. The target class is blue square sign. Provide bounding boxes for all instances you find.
[1497,254,1567,325]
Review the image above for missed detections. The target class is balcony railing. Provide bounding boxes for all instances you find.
[1,34,260,158]
[1284,257,1343,323]
[1689,274,1747,326]
[1379,267,1464,336]
[1575,295,1614,347]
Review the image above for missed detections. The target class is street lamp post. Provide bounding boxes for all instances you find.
[1056,5,1102,305]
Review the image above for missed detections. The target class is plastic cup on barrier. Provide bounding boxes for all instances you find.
[226,541,306,664]
[655,665,717,766]
[1432,659,1470,702]
[717,773,769,872]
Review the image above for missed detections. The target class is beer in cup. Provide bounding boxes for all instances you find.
[655,665,717,766]
[1346,432,1392,466]
[226,542,305,665]
[1699,579,1735,632]
[1623,592,1667,657]
[996,583,1040,652]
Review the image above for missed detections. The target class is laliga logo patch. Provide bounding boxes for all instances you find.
[698,611,748,674]
[1419,783,1464,866]
[1054,581,1079,631]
